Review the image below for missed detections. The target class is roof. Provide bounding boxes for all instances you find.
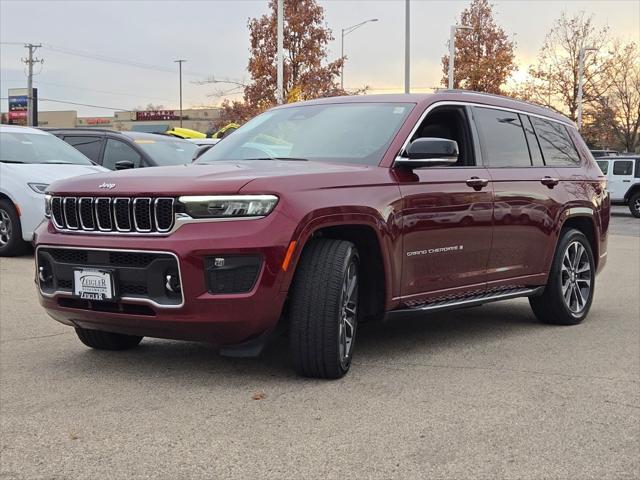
[0,124,51,135]
[280,90,573,126]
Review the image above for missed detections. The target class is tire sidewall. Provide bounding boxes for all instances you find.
[629,193,640,218]
[552,230,596,322]
[0,200,24,257]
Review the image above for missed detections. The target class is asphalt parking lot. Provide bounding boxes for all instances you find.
[1,207,638,480]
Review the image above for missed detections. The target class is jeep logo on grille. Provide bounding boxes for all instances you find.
[98,182,116,189]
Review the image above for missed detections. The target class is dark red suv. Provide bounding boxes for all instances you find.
[35,91,610,378]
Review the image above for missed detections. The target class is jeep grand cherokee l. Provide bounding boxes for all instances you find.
[34,91,610,379]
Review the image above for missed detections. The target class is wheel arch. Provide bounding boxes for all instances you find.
[556,210,600,269]
[623,184,640,203]
[283,214,395,321]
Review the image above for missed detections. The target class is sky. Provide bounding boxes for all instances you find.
[1,0,639,117]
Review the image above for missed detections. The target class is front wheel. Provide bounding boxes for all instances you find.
[0,199,28,257]
[628,192,640,218]
[289,239,359,379]
[529,229,595,325]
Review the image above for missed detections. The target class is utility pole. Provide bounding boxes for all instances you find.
[22,43,42,127]
[174,59,186,127]
[404,0,410,93]
[448,25,471,90]
[577,46,596,130]
[276,0,284,104]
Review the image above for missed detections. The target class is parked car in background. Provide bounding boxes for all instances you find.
[47,129,198,170]
[35,92,609,379]
[595,155,640,217]
[0,125,107,256]
[590,149,619,158]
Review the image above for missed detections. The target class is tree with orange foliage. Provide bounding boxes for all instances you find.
[441,0,516,94]
[218,0,346,126]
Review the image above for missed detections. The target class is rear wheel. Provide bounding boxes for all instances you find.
[75,327,143,350]
[529,229,595,325]
[629,192,640,218]
[289,238,359,379]
[0,200,28,257]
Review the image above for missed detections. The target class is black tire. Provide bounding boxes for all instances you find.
[289,238,360,379]
[75,327,143,350]
[0,199,29,257]
[529,228,595,325]
[628,191,640,218]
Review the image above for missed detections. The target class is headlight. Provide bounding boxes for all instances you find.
[28,183,49,194]
[178,195,278,219]
[44,194,52,218]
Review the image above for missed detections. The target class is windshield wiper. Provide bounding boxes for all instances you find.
[245,157,309,162]
[0,159,26,164]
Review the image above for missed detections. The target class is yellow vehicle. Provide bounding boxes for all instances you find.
[211,123,239,139]
[165,127,206,139]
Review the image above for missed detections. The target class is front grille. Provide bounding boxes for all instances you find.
[50,196,175,234]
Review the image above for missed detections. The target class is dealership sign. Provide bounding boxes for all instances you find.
[7,88,37,126]
[135,110,179,121]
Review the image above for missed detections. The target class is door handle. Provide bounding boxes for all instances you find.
[623,180,631,183]
[466,177,489,191]
[540,176,559,188]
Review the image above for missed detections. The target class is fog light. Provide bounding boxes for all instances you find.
[38,262,52,284]
[204,255,261,294]
[165,273,181,294]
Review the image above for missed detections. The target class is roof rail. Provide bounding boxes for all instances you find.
[40,127,121,134]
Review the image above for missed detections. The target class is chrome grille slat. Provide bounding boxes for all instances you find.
[50,196,175,235]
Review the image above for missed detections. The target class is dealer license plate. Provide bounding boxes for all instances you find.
[73,268,116,301]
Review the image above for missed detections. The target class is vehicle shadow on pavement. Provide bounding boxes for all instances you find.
[54,300,544,382]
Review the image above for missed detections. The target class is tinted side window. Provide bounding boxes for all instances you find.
[63,136,102,162]
[522,115,545,166]
[102,139,142,170]
[596,160,609,174]
[473,107,530,167]
[613,160,633,175]
[530,117,581,166]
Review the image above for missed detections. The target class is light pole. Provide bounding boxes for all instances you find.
[405,0,410,93]
[577,45,597,130]
[174,59,186,127]
[276,0,284,104]
[340,18,378,90]
[448,25,472,90]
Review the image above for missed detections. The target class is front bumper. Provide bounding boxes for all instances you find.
[34,213,296,346]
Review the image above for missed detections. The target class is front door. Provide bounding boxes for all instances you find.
[397,105,494,302]
[609,159,635,201]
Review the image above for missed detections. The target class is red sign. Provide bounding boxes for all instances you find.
[85,118,111,125]
[135,110,179,121]
[8,111,27,119]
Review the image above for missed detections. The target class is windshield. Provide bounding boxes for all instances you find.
[196,102,414,166]
[0,131,93,165]
[132,137,199,166]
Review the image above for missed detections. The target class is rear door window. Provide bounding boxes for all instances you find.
[473,107,531,167]
[613,160,633,176]
[63,136,103,163]
[522,116,545,166]
[102,139,142,170]
[530,117,581,166]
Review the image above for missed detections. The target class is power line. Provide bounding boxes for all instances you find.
[38,98,129,111]
[32,79,174,102]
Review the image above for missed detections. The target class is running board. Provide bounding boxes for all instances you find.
[387,287,544,317]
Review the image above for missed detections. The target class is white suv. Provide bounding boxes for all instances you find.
[596,156,640,218]
[0,125,107,256]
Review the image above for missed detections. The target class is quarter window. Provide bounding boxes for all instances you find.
[530,117,581,166]
[613,160,633,176]
[102,139,142,170]
[474,107,531,167]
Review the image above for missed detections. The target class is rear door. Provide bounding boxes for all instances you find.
[473,107,565,285]
[609,159,635,201]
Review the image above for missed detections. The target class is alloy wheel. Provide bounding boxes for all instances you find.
[338,259,358,368]
[0,209,11,247]
[634,197,640,213]
[560,240,592,314]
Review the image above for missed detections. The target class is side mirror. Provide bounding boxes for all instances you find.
[115,160,135,170]
[193,145,213,161]
[395,137,459,169]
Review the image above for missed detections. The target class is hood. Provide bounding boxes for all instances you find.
[0,163,107,186]
[46,160,372,196]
